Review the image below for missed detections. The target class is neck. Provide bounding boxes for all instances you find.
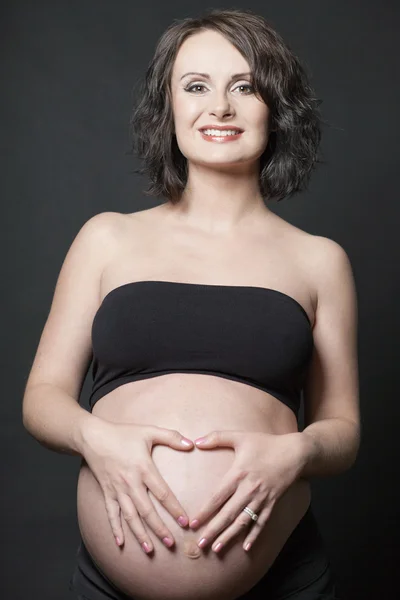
[167,162,270,235]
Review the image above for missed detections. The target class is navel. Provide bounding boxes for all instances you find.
[183,538,202,559]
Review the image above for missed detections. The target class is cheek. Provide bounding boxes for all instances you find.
[173,95,199,127]
[253,103,270,131]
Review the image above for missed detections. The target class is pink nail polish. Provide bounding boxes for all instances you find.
[198,537,207,548]
[142,542,152,553]
[213,542,223,553]
[190,519,199,529]
[178,515,188,527]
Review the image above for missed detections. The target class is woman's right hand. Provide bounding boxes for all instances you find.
[82,418,194,554]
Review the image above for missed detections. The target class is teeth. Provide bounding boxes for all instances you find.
[201,129,241,136]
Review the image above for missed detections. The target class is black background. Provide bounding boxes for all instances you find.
[2,1,399,598]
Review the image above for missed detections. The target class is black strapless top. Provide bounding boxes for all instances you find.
[89,281,314,419]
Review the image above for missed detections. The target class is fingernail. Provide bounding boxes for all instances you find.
[142,542,152,554]
[163,537,174,548]
[115,537,122,546]
[181,438,192,447]
[178,515,188,527]
[195,437,207,445]
[190,519,199,529]
[198,537,208,548]
[213,542,223,553]
[244,542,252,551]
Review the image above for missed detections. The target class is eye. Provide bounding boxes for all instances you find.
[184,83,254,95]
[185,83,208,94]
[235,84,254,95]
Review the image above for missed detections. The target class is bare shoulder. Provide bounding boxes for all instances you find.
[82,211,126,245]
[79,210,145,260]
[273,214,340,251]
[83,206,168,269]
[266,213,328,270]
[307,234,350,260]
[269,216,355,313]
[304,234,356,291]
[273,212,354,287]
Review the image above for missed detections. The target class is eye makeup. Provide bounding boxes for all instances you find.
[183,82,254,95]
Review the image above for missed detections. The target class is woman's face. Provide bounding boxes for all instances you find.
[170,29,271,169]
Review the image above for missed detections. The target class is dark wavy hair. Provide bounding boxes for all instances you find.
[129,8,325,204]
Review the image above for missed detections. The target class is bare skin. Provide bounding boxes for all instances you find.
[77,206,315,600]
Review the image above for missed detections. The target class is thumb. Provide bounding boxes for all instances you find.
[195,430,237,449]
[149,426,194,451]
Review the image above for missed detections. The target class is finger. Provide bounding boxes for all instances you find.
[210,499,267,554]
[104,495,125,547]
[196,486,257,549]
[195,430,238,449]
[117,492,154,554]
[149,426,194,452]
[242,503,275,552]
[143,463,189,527]
[130,483,176,549]
[189,470,239,529]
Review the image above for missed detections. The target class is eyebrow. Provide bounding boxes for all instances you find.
[180,72,252,81]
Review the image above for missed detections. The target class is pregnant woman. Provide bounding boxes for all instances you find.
[22,8,360,600]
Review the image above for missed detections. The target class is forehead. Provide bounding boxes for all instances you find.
[172,30,250,80]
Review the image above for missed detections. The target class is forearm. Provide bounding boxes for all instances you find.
[22,382,104,457]
[297,417,361,479]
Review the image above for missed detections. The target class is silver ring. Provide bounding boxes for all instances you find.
[242,506,259,522]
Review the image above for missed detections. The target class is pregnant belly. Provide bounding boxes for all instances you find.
[76,375,311,600]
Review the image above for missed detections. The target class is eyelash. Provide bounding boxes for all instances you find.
[184,83,254,95]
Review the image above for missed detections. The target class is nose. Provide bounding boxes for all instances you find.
[208,90,234,120]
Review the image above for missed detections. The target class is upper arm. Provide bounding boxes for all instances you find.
[303,236,360,429]
[23,212,118,403]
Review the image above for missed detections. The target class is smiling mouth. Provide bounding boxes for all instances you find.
[199,129,243,135]
[199,129,243,141]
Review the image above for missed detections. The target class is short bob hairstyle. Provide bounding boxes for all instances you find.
[129,8,324,204]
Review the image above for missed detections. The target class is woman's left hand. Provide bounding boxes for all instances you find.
[189,430,306,553]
